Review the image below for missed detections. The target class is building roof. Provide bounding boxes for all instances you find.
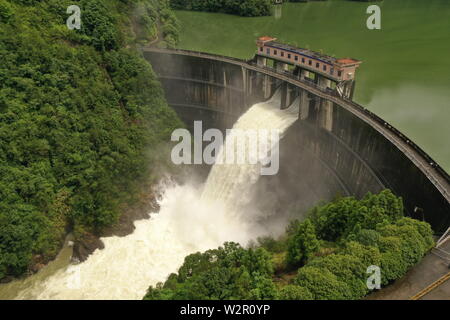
[258,36,277,42]
[336,58,360,66]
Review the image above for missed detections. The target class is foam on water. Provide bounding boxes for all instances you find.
[14,91,299,300]
[202,90,299,208]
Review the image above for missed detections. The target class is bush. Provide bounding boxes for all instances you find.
[311,189,405,242]
[286,219,320,267]
[170,0,272,17]
[0,205,40,276]
[396,217,434,250]
[79,0,120,51]
[257,236,286,253]
[352,229,380,247]
[248,275,279,299]
[342,241,381,270]
[278,285,313,300]
[0,0,13,22]
[308,254,368,299]
[295,266,350,300]
[377,220,431,268]
[144,242,275,300]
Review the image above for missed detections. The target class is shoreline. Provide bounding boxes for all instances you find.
[72,182,162,263]
[0,180,162,286]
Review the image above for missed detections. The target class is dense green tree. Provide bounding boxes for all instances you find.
[376,233,413,285]
[0,0,13,22]
[169,0,272,17]
[341,241,381,270]
[278,284,313,300]
[311,189,405,242]
[286,219,320,267]
[78,0,120,51]
[395,217,434,250]
[377,218,434,273]
[294,266,350,300]
[144,242,275,300]
[256,235,287,253]
[351,229,381,247]
[0,0,182,280]
[248,274,279,299]
[307,254,368,299]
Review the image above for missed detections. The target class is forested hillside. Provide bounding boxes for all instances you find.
[0,0,182,280]
[144,190,434,300]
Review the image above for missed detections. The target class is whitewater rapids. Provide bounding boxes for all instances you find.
[12,90,299,300]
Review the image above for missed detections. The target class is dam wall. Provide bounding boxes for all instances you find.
[144,48,450,233]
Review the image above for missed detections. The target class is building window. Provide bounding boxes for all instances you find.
[302,57,305,63]
[274,50,277,55]
[266,48,270,54]
[330,68,334,76]
[323,65,327,71]
[338,71,342,77]
[316,62,319,68]
[308,60,312,66]
[287,54,291,59]
[294,56,298,61]
[281,51,284,57]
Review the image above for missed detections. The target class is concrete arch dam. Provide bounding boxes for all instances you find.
[143,48,450,234]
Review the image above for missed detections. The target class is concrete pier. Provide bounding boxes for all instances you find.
[256,55,267,67]
[319,98,333,131]
[274,61,288,72]
[299,89,310,120]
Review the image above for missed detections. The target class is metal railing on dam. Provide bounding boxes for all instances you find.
[142,47,450,208]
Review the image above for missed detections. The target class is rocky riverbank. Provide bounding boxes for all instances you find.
[0,182,163,285]
[72,183,161,263]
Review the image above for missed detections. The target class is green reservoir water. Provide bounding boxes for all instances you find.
[174,0,450,171]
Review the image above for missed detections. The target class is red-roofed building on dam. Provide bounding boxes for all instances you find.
[255,36,362,98]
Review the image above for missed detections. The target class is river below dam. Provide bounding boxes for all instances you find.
[2,182,263,299]
[0,91,298,300]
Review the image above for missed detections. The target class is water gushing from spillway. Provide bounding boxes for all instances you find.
[10,91,299,300]
[201,90,299,209]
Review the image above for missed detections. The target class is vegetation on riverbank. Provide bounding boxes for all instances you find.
[168,0,378,18]
[0,0,183,281]
[143,190,434,300]
[169,0,273,17]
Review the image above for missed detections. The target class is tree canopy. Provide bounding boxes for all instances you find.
[0,0,182,280]
[169,0,273,17]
